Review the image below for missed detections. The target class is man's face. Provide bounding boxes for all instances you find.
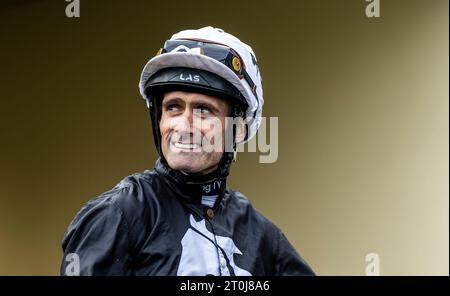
[160,91,230,174]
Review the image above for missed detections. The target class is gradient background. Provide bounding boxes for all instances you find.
[0,0,448,275]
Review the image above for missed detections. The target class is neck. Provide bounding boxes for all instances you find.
[154,158,228,206]
[180,164,219,176]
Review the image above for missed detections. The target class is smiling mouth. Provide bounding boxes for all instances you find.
[172,142,201,150]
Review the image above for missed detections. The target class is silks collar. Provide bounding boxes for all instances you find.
[154,158,227,207]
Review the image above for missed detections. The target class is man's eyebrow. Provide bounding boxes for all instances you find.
[163,96,223,113]
[162,96,183,106]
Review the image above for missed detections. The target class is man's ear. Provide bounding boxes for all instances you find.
[235,117,247,144]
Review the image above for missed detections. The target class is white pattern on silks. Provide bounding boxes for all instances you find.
[201,195,217,208]
[177,214,252,276]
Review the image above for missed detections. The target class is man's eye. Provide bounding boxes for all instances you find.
[198,105,212,114]
[166,104,181,112]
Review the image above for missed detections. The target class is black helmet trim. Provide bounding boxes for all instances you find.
[144,67,248,109]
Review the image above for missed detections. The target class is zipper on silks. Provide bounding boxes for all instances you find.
[204,208,223,276]
[204,208,237,276]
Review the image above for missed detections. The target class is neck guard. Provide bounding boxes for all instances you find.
[154,158,227,206]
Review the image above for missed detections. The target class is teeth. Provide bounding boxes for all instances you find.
[173,142,201,149]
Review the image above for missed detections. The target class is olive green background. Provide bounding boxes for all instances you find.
[0,0,448,275]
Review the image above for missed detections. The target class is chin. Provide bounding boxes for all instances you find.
[167,155,204,173]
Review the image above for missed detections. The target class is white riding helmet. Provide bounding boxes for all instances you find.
[138,26,264,143]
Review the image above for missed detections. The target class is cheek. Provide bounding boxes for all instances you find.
[159,115,172,138]
[159,117,172,154]
[200,118,227,155]
[202,118,226,139]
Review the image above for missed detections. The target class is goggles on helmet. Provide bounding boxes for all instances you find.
[157,39,258,101]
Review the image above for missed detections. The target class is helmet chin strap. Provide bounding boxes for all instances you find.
[148,95,243,183]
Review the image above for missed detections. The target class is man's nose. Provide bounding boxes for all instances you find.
[171,107,200,133]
